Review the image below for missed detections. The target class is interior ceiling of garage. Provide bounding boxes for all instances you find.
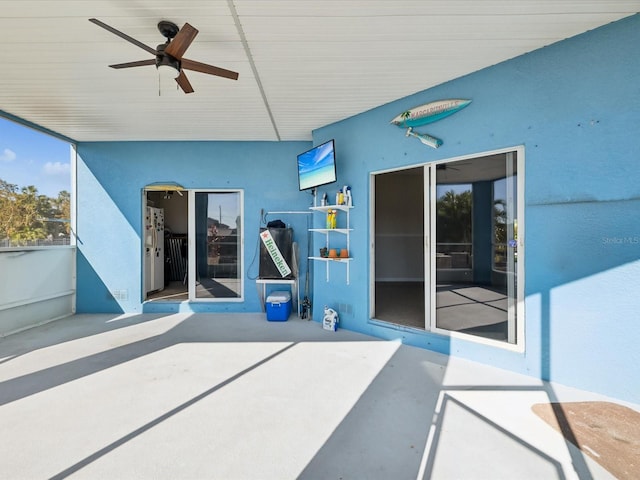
[2,1,639,142]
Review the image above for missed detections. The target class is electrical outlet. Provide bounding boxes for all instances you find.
[109,289,128,301]
[339,303,352,315]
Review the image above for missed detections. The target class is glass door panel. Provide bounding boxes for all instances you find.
[193,191,242,299]
[433,154,518,343]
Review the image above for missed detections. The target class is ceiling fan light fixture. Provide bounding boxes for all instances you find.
[157,63,179,80]
[157,57,180,80]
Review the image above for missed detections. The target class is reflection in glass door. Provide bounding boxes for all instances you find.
[431,152,519,343]
[191,191,243,300]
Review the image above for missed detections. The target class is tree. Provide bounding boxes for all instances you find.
[436,189,472,243]
[0,179,21,240]
[0,178,70,245]
[50,190,71,237]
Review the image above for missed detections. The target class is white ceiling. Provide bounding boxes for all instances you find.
[2,1,639,142]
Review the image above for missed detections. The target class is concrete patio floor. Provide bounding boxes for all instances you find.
[0,313,634,479]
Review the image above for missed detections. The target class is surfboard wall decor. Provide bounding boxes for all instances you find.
[391,99,472,128]
[391,98,471,148]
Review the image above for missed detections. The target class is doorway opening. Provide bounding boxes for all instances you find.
[144,189,188,301]
[373,166,425,329]
[372,148,524,347]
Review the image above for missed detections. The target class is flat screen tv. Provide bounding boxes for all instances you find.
[297,139,337,191]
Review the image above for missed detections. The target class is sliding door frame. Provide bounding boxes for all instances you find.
[370,146,525,352]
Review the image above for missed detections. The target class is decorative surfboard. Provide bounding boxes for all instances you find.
[390,99,471,149]
[391,99,472,128]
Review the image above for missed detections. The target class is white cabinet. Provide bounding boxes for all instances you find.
[309,205,353,284]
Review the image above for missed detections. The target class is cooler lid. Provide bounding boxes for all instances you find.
[266,290,291,302]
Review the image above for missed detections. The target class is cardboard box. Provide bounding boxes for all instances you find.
[266,290,292,321]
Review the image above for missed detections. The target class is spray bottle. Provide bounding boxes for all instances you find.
[344,186,352,206]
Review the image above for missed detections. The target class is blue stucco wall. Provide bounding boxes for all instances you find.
[76,141,311,314]
[76,15,640,403]
[311,14,640,403]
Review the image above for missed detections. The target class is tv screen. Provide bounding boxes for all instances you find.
[297,139,337,191]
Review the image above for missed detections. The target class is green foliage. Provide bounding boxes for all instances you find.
[493,198,507,244]
[436,189,472,243]
[0,178,70,245]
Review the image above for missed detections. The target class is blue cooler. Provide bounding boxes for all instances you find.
[266,290,292,321]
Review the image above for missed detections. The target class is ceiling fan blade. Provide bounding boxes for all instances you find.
[89,18,157,56]
[165,23,198,60]
[181,58,239,80]
[175,71,195,94]
[109,59,156,69]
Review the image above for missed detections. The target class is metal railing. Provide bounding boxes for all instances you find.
[436,242,472,269]
[0,237,71,248]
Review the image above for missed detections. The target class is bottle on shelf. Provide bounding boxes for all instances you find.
[325,209,336,229]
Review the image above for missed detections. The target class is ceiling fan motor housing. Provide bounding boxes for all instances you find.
[156,43,180,71]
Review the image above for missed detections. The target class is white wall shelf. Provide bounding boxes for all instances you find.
[309,205,353,284]
[310,205,353,213]
[309,228,352,235]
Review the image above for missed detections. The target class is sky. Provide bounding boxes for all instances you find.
[207,192,240,229]
[0,116,72,198]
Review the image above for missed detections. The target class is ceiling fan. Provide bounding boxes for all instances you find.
[89,18,239,94]
[436,160,475,171]
[436,164,460,171]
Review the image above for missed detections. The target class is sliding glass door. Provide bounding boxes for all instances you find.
[144,188,243,303]
[372,149,523,347]
[431,152,519,343]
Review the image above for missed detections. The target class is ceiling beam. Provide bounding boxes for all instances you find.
[227,0,281,141]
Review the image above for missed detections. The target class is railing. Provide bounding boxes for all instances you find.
[493,243,507,272]
[493,242,518,272]
[0,246,75,336]
[0,237,71,248]
[436,242,472,269]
